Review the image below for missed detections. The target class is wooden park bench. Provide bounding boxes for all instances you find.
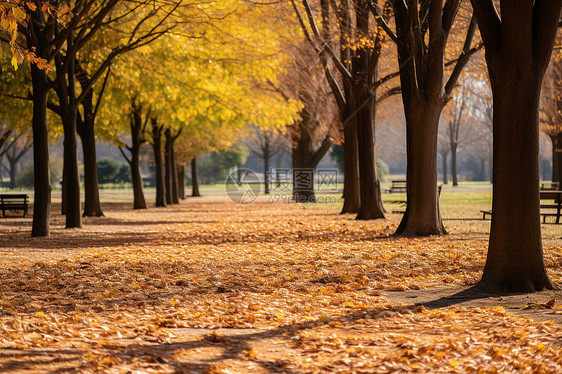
[0,194,29,218]
[480,190,562,223]
[390,185,442,214]
[539,190,562,223]
[389,180,407,193]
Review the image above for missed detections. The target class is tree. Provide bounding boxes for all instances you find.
[438,131,450,185]
[4,1,120,235]
[274,43,336,203]
[55,1,178,225]
[96,158,120,185]
[1,134,32,189]
[293,0,400,218]
[118,98,149,210]
[1,1,176,235]
[149,117,166,207]
[164,127,182,204]
[444,82,470,186]
[245,125,287,195]
[291,116,333,203]
[470,0,561,292]
[391,1,478,236]
[190,157,200,197]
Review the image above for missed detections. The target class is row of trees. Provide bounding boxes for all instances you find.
[1,1,301,234]
[286,0,561,292]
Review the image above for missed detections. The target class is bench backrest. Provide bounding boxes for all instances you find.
[540,191,561,204]
[0,194,28,202]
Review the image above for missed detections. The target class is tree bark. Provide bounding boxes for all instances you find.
[130,150,146,209]
[391,0,469,236]
[470,0,561,292]
[396,104,447,236]
[151,119,166,207]
[30,64,51,237]
[481,73,552,291]
[164,129,173,205]
[341,122,361,213]
[165,129,179,204]
[120,100,147,210]
[75,61,104,217]
[61,111,81,228]
[171,145,179,204]
[354,86,385,220]
[178,165,185,199]
[352,1,385,220]
[78,113,103,216]
[191,157,200,197]
[54,36,81,229]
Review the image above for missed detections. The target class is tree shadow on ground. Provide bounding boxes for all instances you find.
[0,306,404,373]
[385,284,562,324]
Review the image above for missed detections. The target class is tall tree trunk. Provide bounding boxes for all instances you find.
[441,152,448,184]
[451,144,458,186]
[151,120,166,207]
[341,122,361,213]
[178,165,185,199]
[30,65,51,237]
[61,162,67,215]
[292,122,316,203]
[470,0,561,292]
[165,129,179,204]
[164,132,172,205]
[120,102,147,210]
[396,104,446,236]
[61,110,81,228]
[79,115,103,216]
[355,88,385,220]
[55,44,81,229]
[171,145,179,204]
[129,151,146,209]
[56,41,81,228]
[191,157,200,197]
[76,63,103,217]
[352,1,385,220]
[481,75,553,291]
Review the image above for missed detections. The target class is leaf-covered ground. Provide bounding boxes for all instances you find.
[1,196,562,373]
